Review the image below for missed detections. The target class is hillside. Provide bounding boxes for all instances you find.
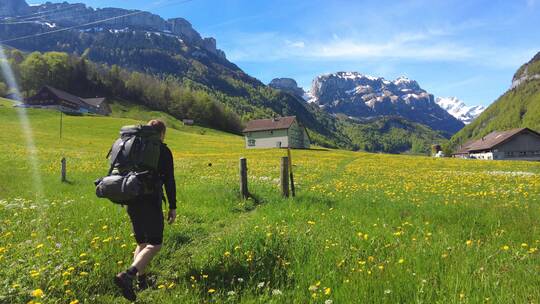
[340,116,447,154]
[0,0,350,148]
[0,0,462,154]
[2,101,540,303]
[450,51,540,148]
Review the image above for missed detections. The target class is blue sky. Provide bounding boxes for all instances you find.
[33,0,540,106]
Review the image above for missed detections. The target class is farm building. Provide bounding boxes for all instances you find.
[24,86,110,115]
[453,128,540,161]
[243,116,310,149]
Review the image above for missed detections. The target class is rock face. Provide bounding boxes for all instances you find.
[309,72,464,135]
[435,97,485,124]
[0,0,29,16]
[512,51,540,89]
[0,0,225,58]
[269,78,305,98]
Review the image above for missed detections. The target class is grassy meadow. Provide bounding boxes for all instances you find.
[1,98,540,303]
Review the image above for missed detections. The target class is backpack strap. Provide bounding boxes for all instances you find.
[107,138,127,176]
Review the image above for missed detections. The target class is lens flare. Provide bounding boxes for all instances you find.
[0,44,43,199]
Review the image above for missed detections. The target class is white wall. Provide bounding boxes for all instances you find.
[244,129,289,149]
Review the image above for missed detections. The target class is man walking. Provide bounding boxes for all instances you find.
[114,119,177,301]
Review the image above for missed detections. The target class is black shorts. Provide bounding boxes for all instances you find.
[126,193,164,245]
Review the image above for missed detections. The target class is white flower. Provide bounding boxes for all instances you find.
[384,289,392,294]
[257,282,265,288]
[325,300,333,304]
[272,289,282,296]
[227,291,236,296]
[237,278,244,283]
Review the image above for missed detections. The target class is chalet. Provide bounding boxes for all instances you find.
[243,116,310,149]
[24,86,110,115]
[453,128,540,161]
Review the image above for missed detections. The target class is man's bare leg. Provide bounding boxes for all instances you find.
[131,244,162,275]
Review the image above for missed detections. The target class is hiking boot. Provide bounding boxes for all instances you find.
[137,274,149,291]
[114,271,136,302]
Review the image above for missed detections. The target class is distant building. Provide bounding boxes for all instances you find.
[453,128,540,161]
[183,119,194,126]
[24,86,110,115]
[243,116,310,149]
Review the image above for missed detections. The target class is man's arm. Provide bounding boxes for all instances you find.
[162,146,177,223]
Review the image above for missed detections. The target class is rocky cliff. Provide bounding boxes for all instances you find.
[512,51,540,89]
[0,0,29,17]
[268,78,305,98]
[308,72,464,135]
[0,0,225,58]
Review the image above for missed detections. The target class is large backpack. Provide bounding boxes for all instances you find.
[108,125,162,175]
[95,125,162,204]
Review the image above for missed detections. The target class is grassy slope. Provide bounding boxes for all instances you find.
[450,78,540,148]
[2,98,540,303]
[340,116,447,154]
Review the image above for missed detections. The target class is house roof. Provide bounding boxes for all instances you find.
[243,116,297,132]
[82,97,106,107]
[454,128,540,154]
[43,85,88,107]
[27,86,106,110]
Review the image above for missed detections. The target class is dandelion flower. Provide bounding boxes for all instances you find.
[208,288,216,293]
[324,287,331,295]
[31,288,44,298]
[501,245,510,251]
[69,300,79,304]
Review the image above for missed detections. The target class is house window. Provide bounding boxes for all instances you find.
[519,151,526,156]
[248,139,256,146]
[276,141,282,148]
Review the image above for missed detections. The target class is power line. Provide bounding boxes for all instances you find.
[0,0,195,44]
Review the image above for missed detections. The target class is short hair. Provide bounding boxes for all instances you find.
[147,119,166,134]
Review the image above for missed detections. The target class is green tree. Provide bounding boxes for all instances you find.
[20,52,49,95]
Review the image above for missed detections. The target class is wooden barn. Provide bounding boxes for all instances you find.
[453,128,540,161]
[243,116,310,149]
[24,86,110,115]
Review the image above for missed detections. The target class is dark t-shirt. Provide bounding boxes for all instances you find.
[158,143,177,209]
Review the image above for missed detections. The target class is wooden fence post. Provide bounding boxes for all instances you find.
[239,157,249,199]
[61,157,66,182]
[287,148,296,197]
[280,156,289,198]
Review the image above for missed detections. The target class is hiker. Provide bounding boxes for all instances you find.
[114,119,177,301]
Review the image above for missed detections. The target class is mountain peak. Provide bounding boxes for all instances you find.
[0,0,29,16]
[269,78,305,98]
[309,71,464,134]
[435,97,485,124]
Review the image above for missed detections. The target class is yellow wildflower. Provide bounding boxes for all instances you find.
[31,288,44,298]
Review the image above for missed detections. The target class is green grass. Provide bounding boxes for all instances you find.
[2,98,540,303]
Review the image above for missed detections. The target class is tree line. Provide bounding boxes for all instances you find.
[0,49,243,133]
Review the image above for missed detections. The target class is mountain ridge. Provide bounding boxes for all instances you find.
[307,71,464,135]
[435,96,485,124]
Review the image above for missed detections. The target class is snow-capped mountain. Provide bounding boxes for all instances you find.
[435,97,485,124]
[308,72,464,134]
